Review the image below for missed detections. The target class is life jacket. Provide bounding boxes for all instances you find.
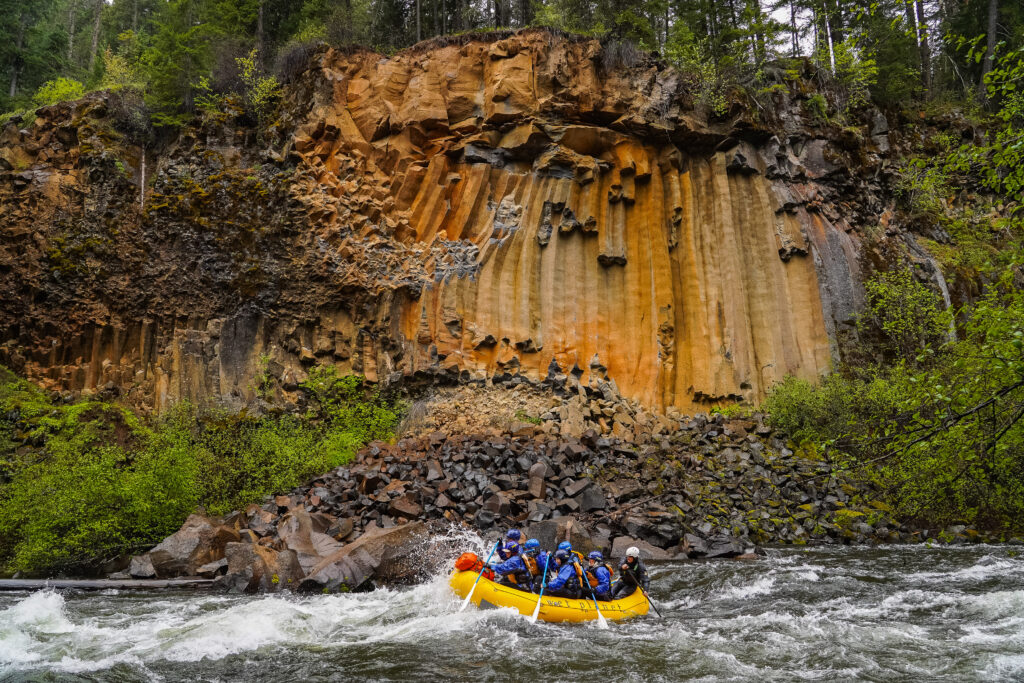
[570,561,586,590]
[585,563,614,589]
[508,553,540,585]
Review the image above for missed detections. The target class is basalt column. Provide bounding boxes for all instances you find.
[397,145,832,412]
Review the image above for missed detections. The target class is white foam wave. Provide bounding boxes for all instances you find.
[715,576,775,600]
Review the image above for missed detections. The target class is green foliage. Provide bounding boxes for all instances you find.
[861,269,952,363]
[100,45,144,92]
[514,409,543,425]
[192,75,223,113]
[665,24,728,116]
[766,285,1024,534]
[709,403,754,419]
[32,77,85,107]
[0,364,400,575]
[832,37,877,113]
[235,48,281,126]
[895,156,954,219]
[805,93,828,122]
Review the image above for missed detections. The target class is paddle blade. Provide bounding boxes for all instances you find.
[596,612,609,629]
[530,598,541,623]
[459,584,476,612]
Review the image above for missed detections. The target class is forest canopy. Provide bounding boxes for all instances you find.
[0,0,1017,125]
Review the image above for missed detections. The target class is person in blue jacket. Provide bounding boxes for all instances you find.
[584,551,613,601]
[491,539,542,591]
[545,550,582,599]
[496,529,523,561]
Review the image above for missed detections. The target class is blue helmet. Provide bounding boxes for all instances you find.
[557,541,572,553]
[524,539,540,552]
[506,529,522,541]
[588,551,603,562]
[504,541,518,552]
[553,550,569,562]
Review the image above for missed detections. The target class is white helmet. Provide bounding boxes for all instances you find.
[626,546,640,559]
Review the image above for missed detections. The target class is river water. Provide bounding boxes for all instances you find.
[1,545,1022,682]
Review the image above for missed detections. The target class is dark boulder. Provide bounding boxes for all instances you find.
[148,514,240,578]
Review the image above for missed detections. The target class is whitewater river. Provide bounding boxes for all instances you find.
[1,545,1022,681]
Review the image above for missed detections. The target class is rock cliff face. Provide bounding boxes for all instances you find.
[0,30,881,413]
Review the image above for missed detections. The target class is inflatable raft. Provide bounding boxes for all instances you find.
[450,569,650,623]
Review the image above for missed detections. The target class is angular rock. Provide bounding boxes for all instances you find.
[527,461,547,499]
[128,554,156,579]
[610,536,670,561]
[704,535,744,559]
[149,514,240,578]
[298,521,429,592]
[575,484,606,512]
[605,478,642,503]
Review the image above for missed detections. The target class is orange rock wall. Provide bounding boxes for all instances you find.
[282,34,848,410]
[396,155,832,409]
[1,31,870,413]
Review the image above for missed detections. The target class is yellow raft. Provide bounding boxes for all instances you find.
[450,570,649,623]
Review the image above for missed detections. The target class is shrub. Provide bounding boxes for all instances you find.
[235,48,281,127]
[860,268,952,363]
[0,365,400,575]
[32,78,86,107]
[806,93,828,122]
[764,286,1024,534]
[100,48,144,92]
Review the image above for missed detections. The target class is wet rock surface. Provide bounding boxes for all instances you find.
[127,394,949,592]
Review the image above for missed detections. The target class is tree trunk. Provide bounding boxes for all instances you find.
[416,0,421,41]
[820,8,835,73]
[915,0,931,96]
[183,0,194,111]
[9,13,27,99]
[88,0,103,72]
[977,0,998,100]
[904,0,919,50]
[257,1,265,61]
[790,0,798,57]
[67,0,78,65]
[826,0,844,45]
[751,0,765,67]
[132,0,138,32]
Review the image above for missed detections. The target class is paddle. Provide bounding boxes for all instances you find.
[624,565,662,618]
[529,554,551,624]
[581,561,609,629]
[460,541,500,612]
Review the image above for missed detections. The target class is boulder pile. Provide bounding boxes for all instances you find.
[122,405,918,592]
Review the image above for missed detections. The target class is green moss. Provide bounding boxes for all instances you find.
[832,509,866,530]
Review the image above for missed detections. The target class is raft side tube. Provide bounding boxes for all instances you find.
[449,569,649,623]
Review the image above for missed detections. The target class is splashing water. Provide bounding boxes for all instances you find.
[1,545,1023,681]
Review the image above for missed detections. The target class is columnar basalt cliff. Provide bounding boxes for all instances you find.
[0,30,884,414]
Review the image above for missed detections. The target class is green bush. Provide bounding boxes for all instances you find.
[765,286,1024,534]
[860,269,952,363]
[32,78,86,107]
[0,364,400,575]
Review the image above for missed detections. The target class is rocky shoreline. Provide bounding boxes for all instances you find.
[117,384,1005,594]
